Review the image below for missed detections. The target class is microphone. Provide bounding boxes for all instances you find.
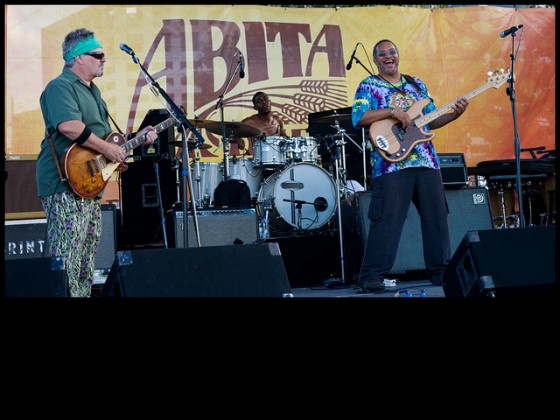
[500,25,523,38]
[239,52,245,79]
[119,43,135,56]
[346,42,359,71]
[314,197,328,212]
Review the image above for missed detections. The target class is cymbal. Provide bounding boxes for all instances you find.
[169,140,212,150]
[314,111,352,123]
[186,118,212,127]
[204,121,261,138]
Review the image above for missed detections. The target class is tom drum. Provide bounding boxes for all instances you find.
[286,136,319,164]
[253,136,287,169]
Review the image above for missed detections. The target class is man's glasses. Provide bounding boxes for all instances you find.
[82,52,105,60]
[376,48,398,58]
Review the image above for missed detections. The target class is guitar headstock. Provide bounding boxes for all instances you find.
[486,68,510,89]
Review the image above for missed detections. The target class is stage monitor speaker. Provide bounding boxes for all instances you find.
[101,242,292,297]
[4,206,117,271]
[171,208,258,248]
[353,187,494,274]
[4,256,67,297]
[443,226,555,297]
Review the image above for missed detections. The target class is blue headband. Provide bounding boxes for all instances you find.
[63,36,103,61]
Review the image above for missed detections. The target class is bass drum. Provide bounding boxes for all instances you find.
[226,157,263,199]
[257,163,337,232]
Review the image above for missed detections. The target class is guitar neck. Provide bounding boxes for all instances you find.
[121,117,175,152]
[415,83,493,128]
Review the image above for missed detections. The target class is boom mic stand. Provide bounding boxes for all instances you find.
[346,45,372,191]
[505,29,526,227]
[215,50,244,182]
[125,45,205,246]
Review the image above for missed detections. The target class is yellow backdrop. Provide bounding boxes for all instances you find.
[5,5,556,172]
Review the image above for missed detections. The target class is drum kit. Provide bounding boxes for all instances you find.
[167,111,361,239]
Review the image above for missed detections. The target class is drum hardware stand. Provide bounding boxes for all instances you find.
[331,119,364,196]
[171,156,182,206]
[495,183,510,229]
[124,44,205,247]
[325,136,349,288]
[152,158,169,248]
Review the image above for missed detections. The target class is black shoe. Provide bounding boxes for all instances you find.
[356,279,386,294]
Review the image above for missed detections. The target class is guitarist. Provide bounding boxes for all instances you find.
[351,39,469,294]
[36,28,158,297]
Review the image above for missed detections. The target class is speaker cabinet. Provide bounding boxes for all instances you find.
[443,226,555,297]
[352,187,494,274]
[121,160,177,247]
[171,208,258,248]
[101,242,292,297]
[5,155,44,218]
[4,205,117,271]
[95,204,118,270]
[4,257,67,297]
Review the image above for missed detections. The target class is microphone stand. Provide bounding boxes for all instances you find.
[505,30,525,227]
[348,49,372,191]
[127,50,205,246]
[215,51,243,182]
[349,56,373,77]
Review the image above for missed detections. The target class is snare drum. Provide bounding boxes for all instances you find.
[225,157,263,199]
[286,137,319,164]
[253,136,287,168]
[257,162,337,232]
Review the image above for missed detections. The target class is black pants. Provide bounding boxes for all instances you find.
[359,167,451,285]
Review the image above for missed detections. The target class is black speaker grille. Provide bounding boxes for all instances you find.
[353,187,494,274]
[173,208,258,248]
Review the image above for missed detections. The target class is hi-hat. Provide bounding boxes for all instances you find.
[169,140,212,150]
[314,111,352,123]
[204,121,261,138]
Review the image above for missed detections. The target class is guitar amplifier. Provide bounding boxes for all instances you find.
[438,153,468,188]
[172,208,258,248]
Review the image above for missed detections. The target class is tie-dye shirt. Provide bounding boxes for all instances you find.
[351,75,440,179]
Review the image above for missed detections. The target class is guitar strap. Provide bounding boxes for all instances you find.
[46,129,69,186]
[402,74,434,103]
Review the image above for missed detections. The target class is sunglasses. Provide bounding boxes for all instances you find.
[82,52,105,60]
[377,48,398,58]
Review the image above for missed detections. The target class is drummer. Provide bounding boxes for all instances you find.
[230,91,288,156]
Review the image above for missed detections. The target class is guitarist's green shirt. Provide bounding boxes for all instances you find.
[36,67,112,197]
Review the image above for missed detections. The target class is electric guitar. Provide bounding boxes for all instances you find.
[61,117,175,198]
[369,69,510,163]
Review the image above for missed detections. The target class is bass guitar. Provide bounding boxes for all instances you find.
[61,117,175,198]
[369,69,510,163]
